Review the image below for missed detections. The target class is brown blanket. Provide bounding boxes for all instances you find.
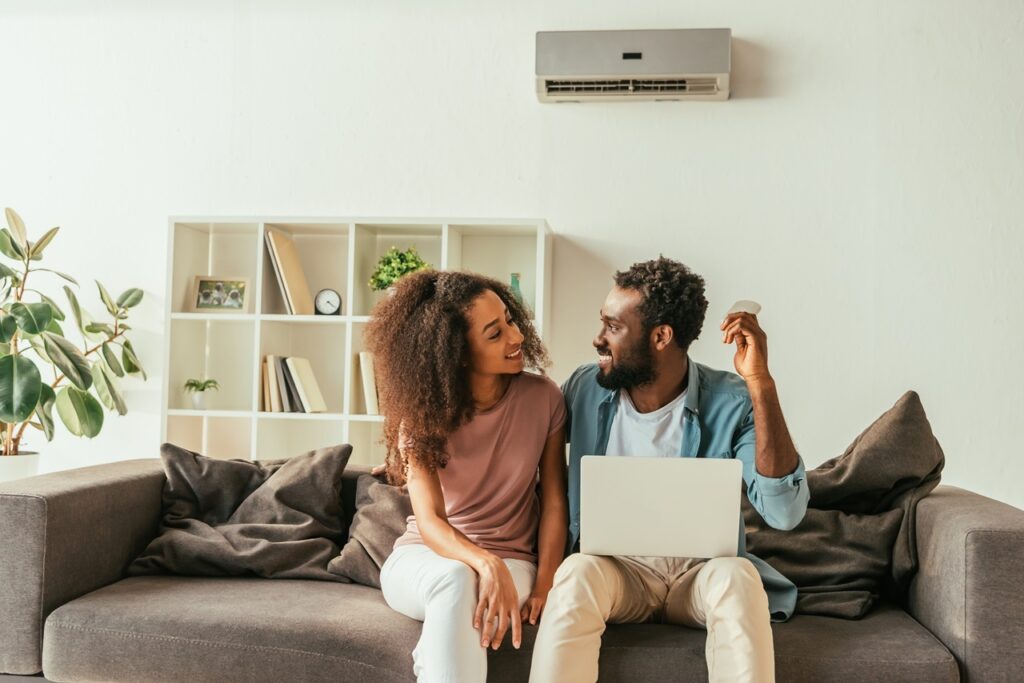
[744,391,944,618]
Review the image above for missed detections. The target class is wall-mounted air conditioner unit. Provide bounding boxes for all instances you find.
[536,28,731,102]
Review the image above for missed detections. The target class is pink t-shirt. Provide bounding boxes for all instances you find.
[394,372,567,562]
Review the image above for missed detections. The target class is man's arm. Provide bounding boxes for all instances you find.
[747,376,798,478]
[723,311,808,529]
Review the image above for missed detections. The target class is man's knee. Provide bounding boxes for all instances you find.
[553,553,609,587]
[699,557,765,603]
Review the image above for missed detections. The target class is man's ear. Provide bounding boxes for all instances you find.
[652,324,674,351]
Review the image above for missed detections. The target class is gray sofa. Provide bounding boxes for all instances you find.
[1,459,1022,682]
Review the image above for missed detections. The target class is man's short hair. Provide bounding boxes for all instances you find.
[613,256,708,350]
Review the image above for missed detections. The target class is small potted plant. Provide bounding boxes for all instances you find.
[183,378,219,410]
[368,246,430,292]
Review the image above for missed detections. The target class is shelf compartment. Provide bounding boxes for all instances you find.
[255,417,345,461]
[348,420,386,467]
[166,415,253,460]
[261,223,350,316]
[259,320,345,413]
[351,223,443,317]
[167,318,255,411]
[445,223,540,316]
[170,222,260,314]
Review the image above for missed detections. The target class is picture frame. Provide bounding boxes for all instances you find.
[189,276,250,313]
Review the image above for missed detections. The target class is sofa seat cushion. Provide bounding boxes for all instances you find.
[43,576,419,683]
[42,577,957,683]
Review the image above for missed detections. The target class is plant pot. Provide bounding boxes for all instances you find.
[0,451,40,483]
[190,392,207,410]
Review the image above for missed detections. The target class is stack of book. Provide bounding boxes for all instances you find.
[261,355,328,413]
[265,228,315,315]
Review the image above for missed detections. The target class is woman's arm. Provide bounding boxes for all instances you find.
[405,457,524,650]
[521,426,568,625]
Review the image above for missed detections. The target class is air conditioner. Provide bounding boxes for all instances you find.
[535,28,731,102]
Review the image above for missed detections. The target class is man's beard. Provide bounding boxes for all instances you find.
[595,338,656,390]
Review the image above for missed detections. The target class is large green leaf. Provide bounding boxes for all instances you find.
[63,285,86,335]
[33,268,78,286]
[41,332,92,391]
[35,383,56,441]
[101,342,123,377]
[84,322,114,335]
[0,229,24,260]
[0,354,42,423]
[29,226,59,259]
[28,335,50,363]
[116,288,143,309]
[55,385,103,438]
[4,209,28,252]
[0,262,19,283]
[35,291,66,321]
[92,361,126,415]
[96,281,117,316]
[0,315,17,343]
[121,339,146,380]
[10,302,53,335]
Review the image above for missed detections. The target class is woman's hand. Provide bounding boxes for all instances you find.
[474,555,523,650]
[520,579,552,626]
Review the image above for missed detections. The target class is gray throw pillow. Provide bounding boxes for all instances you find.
[129,442,352,581]
[328,474,412,588]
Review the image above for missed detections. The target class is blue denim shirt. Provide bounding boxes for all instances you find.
[562,358,810,621]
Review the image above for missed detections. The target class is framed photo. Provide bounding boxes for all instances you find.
[190,276,249,313]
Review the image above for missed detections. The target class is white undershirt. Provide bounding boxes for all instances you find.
[605,386,697,580]
[606,387,687,458]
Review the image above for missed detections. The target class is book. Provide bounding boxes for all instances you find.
[264,231,293,315]
[266,228,314,315]
[260,356,271,411]
[273,356,293,412]
[286,357,328,413]
[265,355,282,412]
[281,358,304,413]
[358,351,379,415]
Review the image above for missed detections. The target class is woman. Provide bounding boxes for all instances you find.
[370,270,567,683]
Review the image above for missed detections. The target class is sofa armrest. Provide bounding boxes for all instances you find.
[0,459,165,675]
[908,485,1024,682]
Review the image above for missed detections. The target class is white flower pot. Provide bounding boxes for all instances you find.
[0,452,41,483]
[190,392,207,410]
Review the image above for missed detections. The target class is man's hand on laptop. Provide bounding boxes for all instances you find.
[474,555,523,651]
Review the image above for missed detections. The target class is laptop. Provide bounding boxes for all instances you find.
[580,455,743,558]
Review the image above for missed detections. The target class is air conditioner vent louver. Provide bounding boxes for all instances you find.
[536,29,731,102]
[544,78,719,96]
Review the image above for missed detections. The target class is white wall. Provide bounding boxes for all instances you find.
[2,1,1022,508]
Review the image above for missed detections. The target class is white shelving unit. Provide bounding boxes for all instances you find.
[161,218,552,466]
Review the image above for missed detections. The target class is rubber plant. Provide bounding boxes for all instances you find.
[0,208,146,455]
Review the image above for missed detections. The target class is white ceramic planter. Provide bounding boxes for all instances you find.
[190,392,206,410]
[0,452,41,482]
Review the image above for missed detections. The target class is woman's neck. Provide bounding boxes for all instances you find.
[470,372,512,411]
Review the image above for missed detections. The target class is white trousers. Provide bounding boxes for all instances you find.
[380,543,537,683]
[529,554,775,683]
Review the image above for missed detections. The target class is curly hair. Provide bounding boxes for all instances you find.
[613,256,708,350]
[365,270,550,485]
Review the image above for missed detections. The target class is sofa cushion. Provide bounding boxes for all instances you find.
[43,577,956,683]
[129,443,351,581]
[328,474,412,588]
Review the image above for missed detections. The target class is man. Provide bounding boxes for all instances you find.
[529,257,809,683]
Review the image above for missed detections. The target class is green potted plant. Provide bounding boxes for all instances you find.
[183,377,219,410]
[0,208,146,480]
[368,246,430,292]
